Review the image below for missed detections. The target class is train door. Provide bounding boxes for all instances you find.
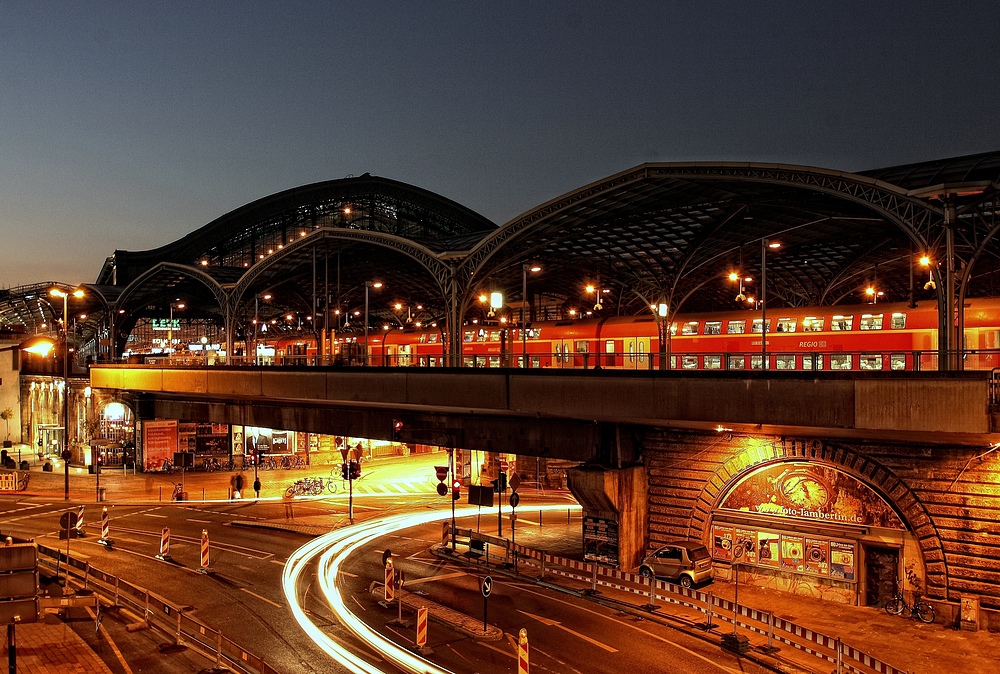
[554,339,573,368]
[385,345,397,367]
[624,337,649,369]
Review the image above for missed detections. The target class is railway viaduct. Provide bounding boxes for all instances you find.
[90,364,1000,628]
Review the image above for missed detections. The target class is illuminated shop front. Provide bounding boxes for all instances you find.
[710,461,914,607]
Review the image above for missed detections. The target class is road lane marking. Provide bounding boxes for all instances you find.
[518,609,617,652]
[187,518,211,523]
[240,588,282,608]
[401,571,466,586]
[143,513,168,518]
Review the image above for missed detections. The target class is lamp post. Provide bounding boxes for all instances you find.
[50,287,84,501]
[521,264,540,368]
[364,281,382,366]
[760,240,780,370]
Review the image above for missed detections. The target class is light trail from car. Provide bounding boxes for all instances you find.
[283,504,581,674]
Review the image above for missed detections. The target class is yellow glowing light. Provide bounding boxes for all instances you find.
[585,284,595,294]
[920,255,931,267]
[728,272,739,282]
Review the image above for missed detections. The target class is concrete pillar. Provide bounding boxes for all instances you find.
[566,465,648,570]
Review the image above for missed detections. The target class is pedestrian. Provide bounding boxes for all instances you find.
[229,473,238,500]
[234,471,245,499]
[282,490,294,519]
[253,476,261,500]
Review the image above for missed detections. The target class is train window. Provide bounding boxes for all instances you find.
[478,329,487,340]
[802,316,824,331]
[476,356,487,368]
[727,320,746,334]
[860,354,883,370]
[428,333,439,344]
[489,331,501,341]
[531,356,541,368]
[418,334,427,344]
[682,355,699,369]
[750,354,763,370]
[463,356,475,367]
[831,315,854,331]
[890,353,907,370]
[705,321,722,335]
[670,323,678,336]
[463,331,475,343]
[891,313,906,329]
[605,340,615,353]
[681,321,699,335]
[728,355,746,370]
[830,354,853,370]
[530,328,542,339]
[859,314,883,330]
[802,354,824,370]
[776,319,796,333]
[776,354,796,369]
[704,355,722,369]
[488,356,500,368]
[751,318,771,334]
[575,340,589,353]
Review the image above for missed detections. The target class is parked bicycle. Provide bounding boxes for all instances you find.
[285,477,326,498]
[170,482,186,502]
[160,460,174,474]
[884,581,934,623]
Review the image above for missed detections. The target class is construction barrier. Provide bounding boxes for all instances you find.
[75,505,85,537]
[416,606,427,647]
[200,529,210,571]
[518,627,529,674]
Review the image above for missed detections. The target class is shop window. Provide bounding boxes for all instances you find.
[860,314,883,330]
[802,354,824,370]
[890,313,906,329]
[704,321,722,335]
[728,355,746,370]
[704,355,722,369]
[831,315,853,331]
[682,355,698,369]
[776,319,796,333]
[775,354,796,370]
[802,316,824,331]
[890,353,907,370]
[751,318,771,334]
[681,321,699,335]
[859,354,882,370]
[830,354,853,370]
[727,320,746,334]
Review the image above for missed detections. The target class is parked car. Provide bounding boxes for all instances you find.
[639,541,713,588]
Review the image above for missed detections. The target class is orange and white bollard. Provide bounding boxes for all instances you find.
[518,628,529,674]
[416,606,432,655]
[75,505,86,537]
[199,529,211,573]
[98,506,114,547]
[384,558,394,602]
[156,527,173,562]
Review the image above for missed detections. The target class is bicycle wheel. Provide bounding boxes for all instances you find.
[884,598,905,616]
[285,485,298,499]
[327,479,338,494]
[914,602,935,623]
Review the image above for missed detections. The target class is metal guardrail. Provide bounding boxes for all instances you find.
[443,523,911,674]
[34,543,279,674]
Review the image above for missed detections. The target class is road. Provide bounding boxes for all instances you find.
[0,464,774,674]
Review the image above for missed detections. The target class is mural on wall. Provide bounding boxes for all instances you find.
[718,461,904,529]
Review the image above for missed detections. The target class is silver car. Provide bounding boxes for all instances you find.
[639,541,713,588]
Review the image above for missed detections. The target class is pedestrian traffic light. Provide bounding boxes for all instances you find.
[340,462,349,480]
[498,472,507,492]
[491,478,500,493]
[452,480,461,501]
[348,459,361,480]
[392,418,404,441]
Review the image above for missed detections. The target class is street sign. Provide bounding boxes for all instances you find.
[482,575,493,598]
[500,460,508,472]
[509,492,520,509]
[509,472,521,493]
[436,482,448,496]
[59,512,79,530]
[435,465,449,481]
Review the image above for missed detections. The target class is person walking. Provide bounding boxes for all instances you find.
[253,476,261,500]
[234,471,245,499]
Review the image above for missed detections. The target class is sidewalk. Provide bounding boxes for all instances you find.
[9,618,113,674]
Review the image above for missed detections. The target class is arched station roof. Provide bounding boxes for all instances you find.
[2,151,998,356]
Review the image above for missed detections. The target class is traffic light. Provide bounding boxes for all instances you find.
[491,478,500,494]
[348,459,361,480]
[452,479,461,501]
[499,472,507,492]
[392,419,404,442]
[340,462,349,480]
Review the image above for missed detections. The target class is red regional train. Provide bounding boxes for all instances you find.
[272,298,1000,372]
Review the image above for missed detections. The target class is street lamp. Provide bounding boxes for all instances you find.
[521,264,540,368]
[364,281,383,365]
[168,301,185,355]
[50,287,84,501]
[760,240,780,369]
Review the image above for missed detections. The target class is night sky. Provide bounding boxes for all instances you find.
[2,2,998,287]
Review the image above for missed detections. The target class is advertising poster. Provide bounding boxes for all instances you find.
[757,532,780,568]
[583,517,619,565]
[712,525,734,562]
[143,420,178,471]
[734,528,757,565]
[272,431,289,453]
[830,541,856,581]
[804,538,830,576]
[780,535,805,572]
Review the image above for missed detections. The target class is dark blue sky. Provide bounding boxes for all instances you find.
[2,2,998,287]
